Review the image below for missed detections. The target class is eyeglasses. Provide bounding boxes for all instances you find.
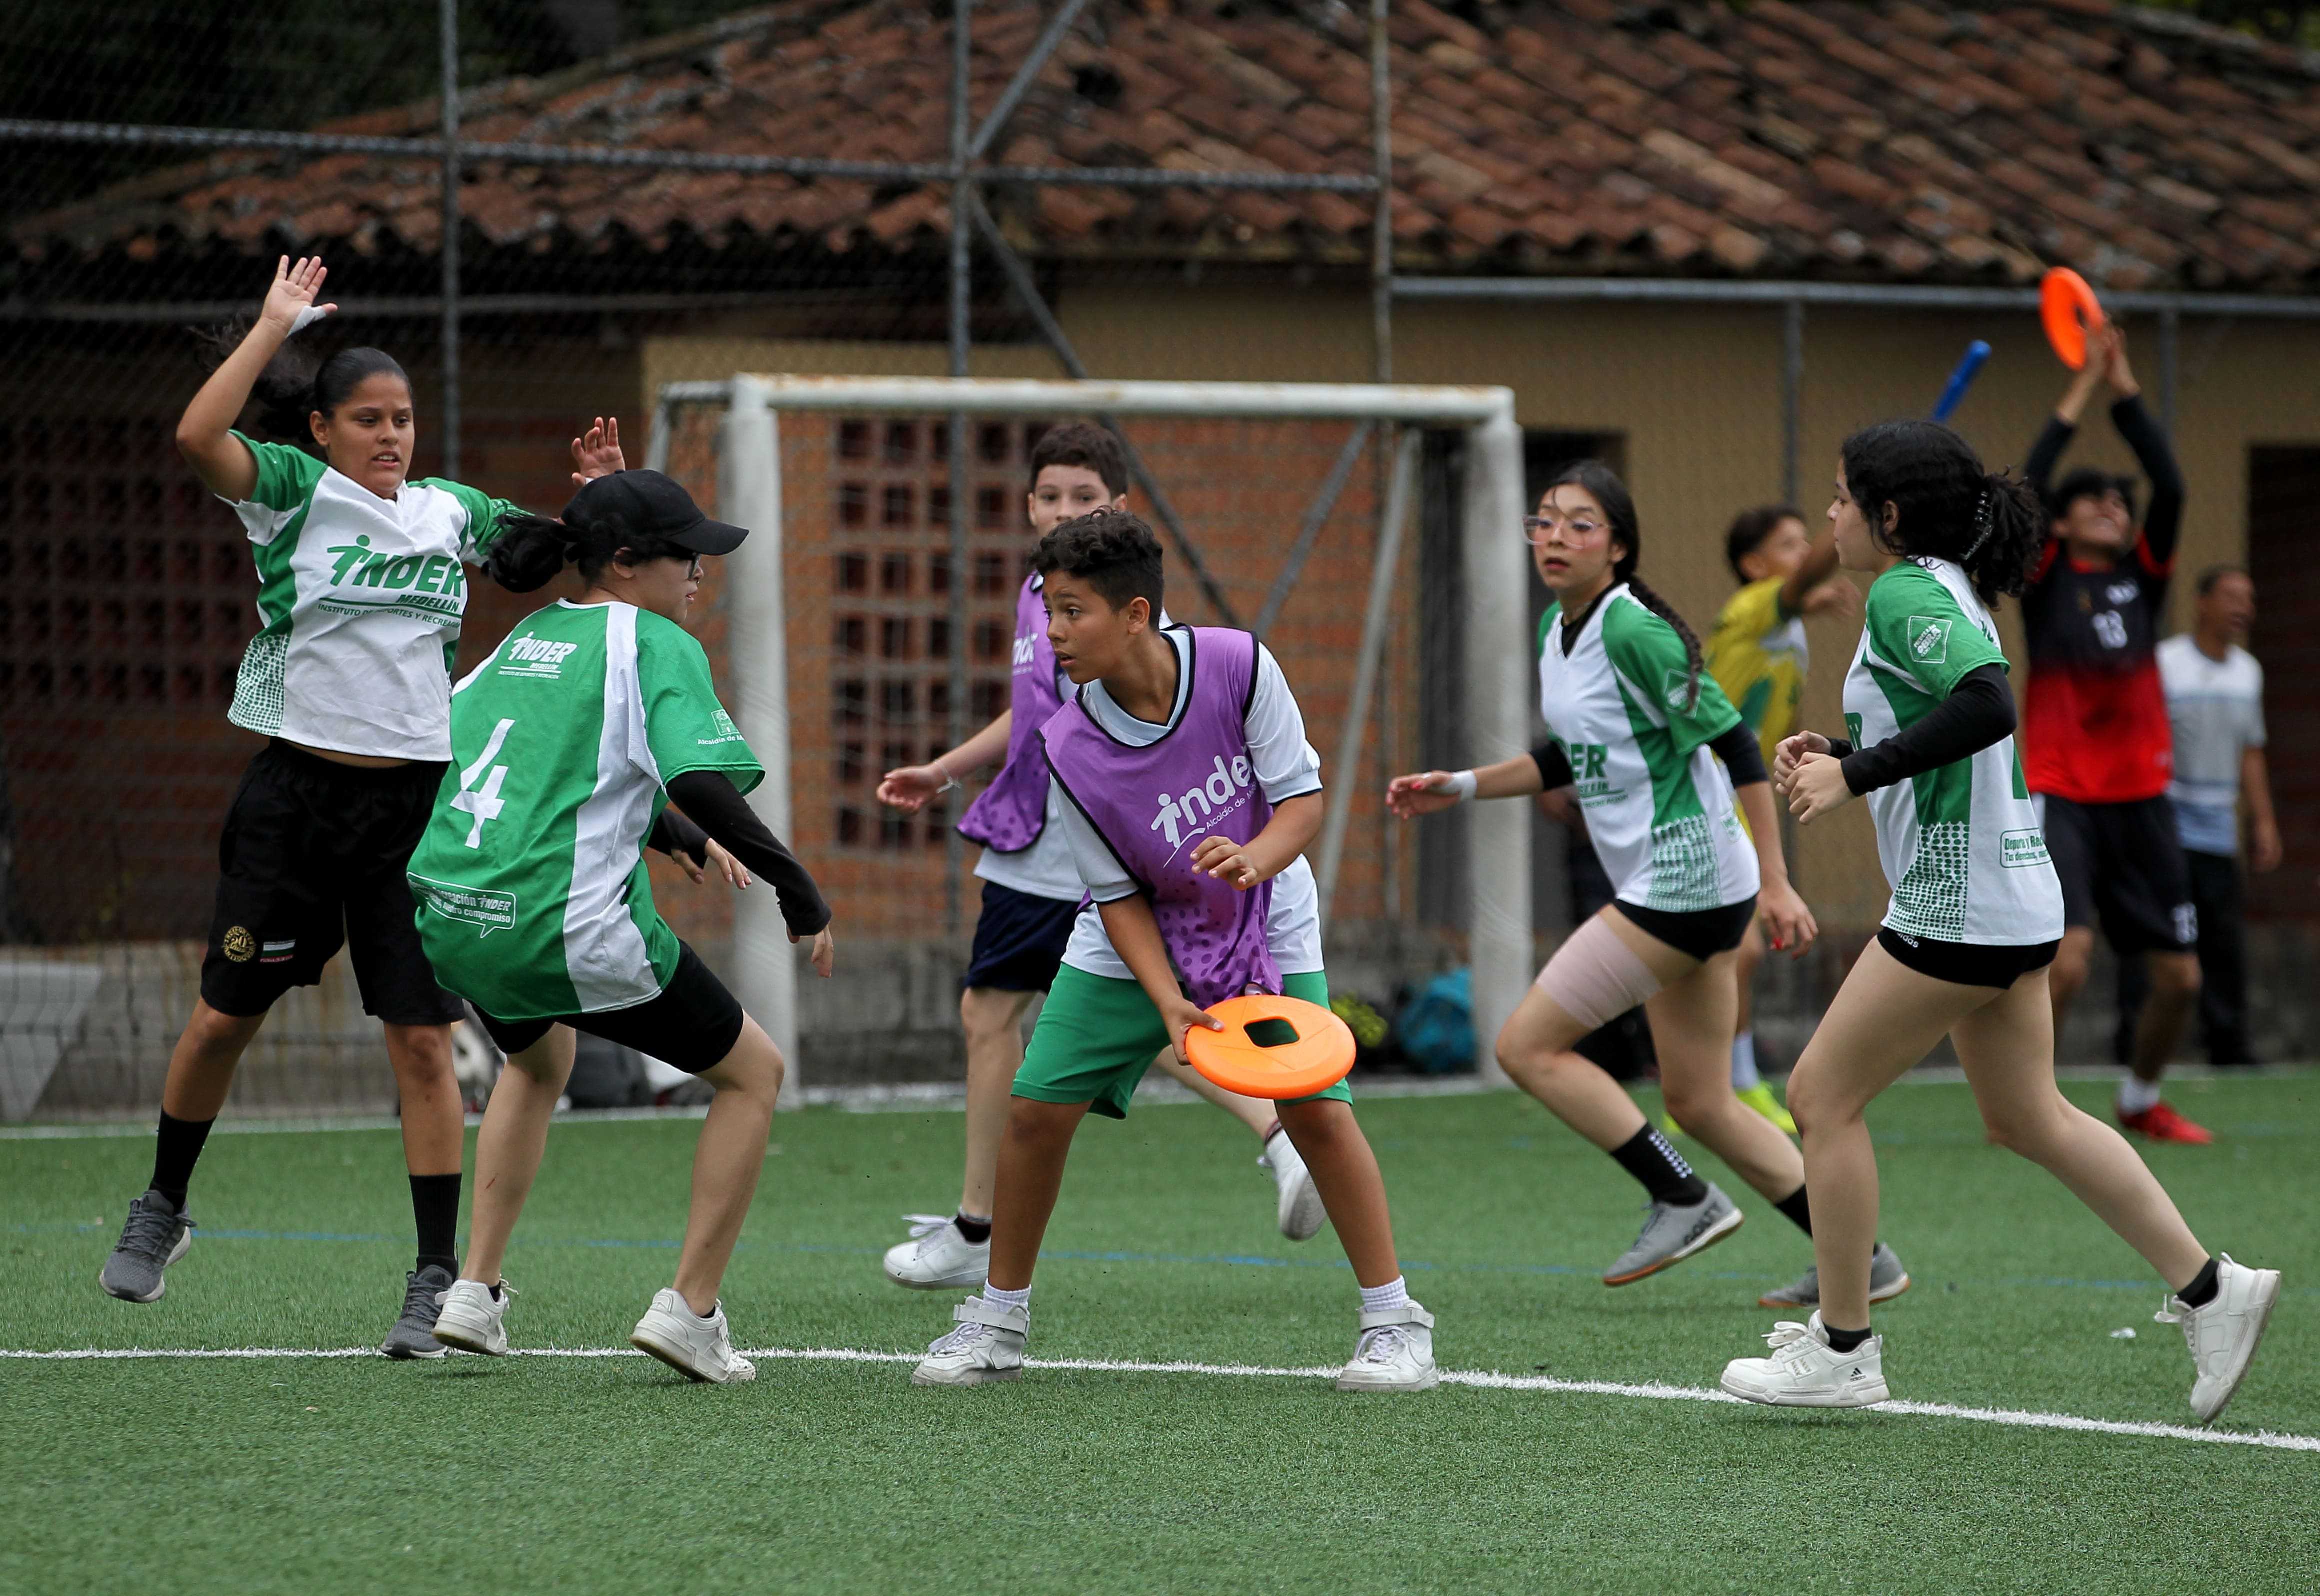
[1522,514,1603,546]
[684,556,704,580]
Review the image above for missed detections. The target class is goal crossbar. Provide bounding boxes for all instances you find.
[651,375,1532,1094]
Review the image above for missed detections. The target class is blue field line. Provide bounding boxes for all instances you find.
[12,1218,2312,1300]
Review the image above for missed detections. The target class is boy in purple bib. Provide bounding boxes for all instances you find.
[911,510,1438,1394]
[874,426,1323,1294]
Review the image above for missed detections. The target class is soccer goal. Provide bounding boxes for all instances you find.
[646,374,1530,1093]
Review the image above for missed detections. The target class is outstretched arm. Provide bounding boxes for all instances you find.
[878,710,1014,814]
[176,256,336,502]
[2098,330,2184,569]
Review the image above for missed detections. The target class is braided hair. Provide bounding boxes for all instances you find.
[1550,460,1706,712]
[1839,421,2042,608]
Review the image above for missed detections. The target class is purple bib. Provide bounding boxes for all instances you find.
[957,574,1067,854]
[1040,627,1282,1008]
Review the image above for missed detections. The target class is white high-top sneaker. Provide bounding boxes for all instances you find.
[912,1296,1029,1386]
[631,1288,756,1384]
[883,1214,992,1290]
[432,1278,517,1356]
[1720,1312,1888,1408]
[2155,1254,2282,1425]
[1336,1302,1438,1392]
[1258,1132,1326,1242]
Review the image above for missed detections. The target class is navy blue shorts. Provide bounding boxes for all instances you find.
[962,880,1080,992]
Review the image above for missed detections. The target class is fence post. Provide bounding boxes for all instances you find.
[439,0,461,480]
[1464,402,1528,1084]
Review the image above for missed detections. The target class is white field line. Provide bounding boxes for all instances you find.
[4,1343,2314,1454]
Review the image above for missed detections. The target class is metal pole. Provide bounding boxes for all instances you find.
[1369,0,1393,386]
[1463,402,1528,1084]
[2158,304,2181,434]
[1316,428,1420,924]
[1252,421,1371,640]
[945,0,973,936]
[1782,298,1804,508]
[439,0,461,480]
[968,0,1095,160]
[720,378,802,1100]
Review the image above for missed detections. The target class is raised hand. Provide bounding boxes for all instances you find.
[260,256,336,336]
[570,416,626,487]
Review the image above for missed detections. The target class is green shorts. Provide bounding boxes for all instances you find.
[1016,966,1354,1120]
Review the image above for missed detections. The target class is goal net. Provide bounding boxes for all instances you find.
[646,374,1532,1094]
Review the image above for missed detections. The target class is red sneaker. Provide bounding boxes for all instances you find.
[2118,1102,2214,1145]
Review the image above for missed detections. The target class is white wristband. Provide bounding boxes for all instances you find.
[932,762,961,796]
[1443,770,1480,803]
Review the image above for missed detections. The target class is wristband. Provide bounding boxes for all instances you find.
[288,304,336,336]
[1444,770,1480,803]
[932,762,961,796]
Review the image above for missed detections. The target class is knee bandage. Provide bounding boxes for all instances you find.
[1534,915,1666,1032]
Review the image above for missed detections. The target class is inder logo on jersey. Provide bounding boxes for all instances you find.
[501,634,580,679]
[1906,616,1952,666]
[1150,755,1258,861]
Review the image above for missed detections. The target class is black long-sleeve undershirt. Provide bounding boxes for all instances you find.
[2022,394,2184,568]
[646,771,832,937]
[1830,664,2014,795]
[1530,722,1766,792]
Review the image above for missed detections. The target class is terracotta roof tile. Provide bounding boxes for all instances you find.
[20,0,2320,293]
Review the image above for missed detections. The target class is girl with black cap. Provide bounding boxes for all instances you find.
[414,470,836,1384]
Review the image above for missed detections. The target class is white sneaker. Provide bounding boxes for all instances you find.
[631,1288,756,1384]
[1720,1312,1888,1408]
[1336,1302,1438,1392]
[2156,1254,2281,1425]
[1259,1132,1327,1242]
[912,1295,1028,1386]
[884,1213,991,1290]
[432,1278,516,1356]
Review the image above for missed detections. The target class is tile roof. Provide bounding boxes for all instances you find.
[17,0,2320,292]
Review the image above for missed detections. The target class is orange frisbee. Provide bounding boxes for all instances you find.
[2040,267,2106,370]
[1184,994,1357,1100]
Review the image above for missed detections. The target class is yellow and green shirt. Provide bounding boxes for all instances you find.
[1706,577,1810,771]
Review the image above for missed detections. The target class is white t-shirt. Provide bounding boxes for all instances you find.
[1050,630,1325,979]
[2158,634,2266,858]
[224,434,513,762]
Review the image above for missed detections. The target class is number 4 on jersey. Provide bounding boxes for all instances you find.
[453,718,516,848]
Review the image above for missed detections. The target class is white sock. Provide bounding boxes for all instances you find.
[1730,1032,1761,1092]
[2118,1076,2162,1115]
[1358,1276,1414,1316]
[983,1282,1032,1315]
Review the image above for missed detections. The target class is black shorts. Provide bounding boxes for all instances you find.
[471,942,746,1075]
[962,880,1080,992]
[1879,928,2060,990]
[1612,896,1759,962]
[2038,794,2198,954]
[200,741,464,1026]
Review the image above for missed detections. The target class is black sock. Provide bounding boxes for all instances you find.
[150,1112,214,1209]
[954,1212,993,1246]
[1608,1126,1708,1206]
[1774,1186,1813,1238]
[1824,1323,1872,1354]
[410,1173,462,1276]
[2176,1256,2220,1308]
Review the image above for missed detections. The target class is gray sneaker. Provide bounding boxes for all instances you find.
[1758,1242,1914,1310]
[1602,1183,1744,1286]
[380,1265,456,1360]
[99,1190,194,1303]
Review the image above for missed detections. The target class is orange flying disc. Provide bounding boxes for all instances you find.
[2040,267,2106,370]
[1184,994,1357,1100]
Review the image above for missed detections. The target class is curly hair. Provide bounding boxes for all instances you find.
[1840,420,2042,608]
[1550,459,1706,712]
[1032,506,1164,614]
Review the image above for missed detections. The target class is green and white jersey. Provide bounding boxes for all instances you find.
[1846,558,2064,946]
[222,433,517,760]
[1538,584,1760,913]
[406,600,763,1020]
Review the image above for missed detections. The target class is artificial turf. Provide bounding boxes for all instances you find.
[5,1074,2316,1595]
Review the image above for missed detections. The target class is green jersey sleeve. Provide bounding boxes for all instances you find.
[1866,564,2008,697]
[634,614,764,794]
[228,431,326,515]
[1602,595,1742,754]
[426,479,526,560]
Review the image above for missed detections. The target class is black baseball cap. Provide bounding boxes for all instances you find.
[566,470,749,556]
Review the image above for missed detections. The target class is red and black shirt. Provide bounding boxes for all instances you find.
[2019,395,2184,805]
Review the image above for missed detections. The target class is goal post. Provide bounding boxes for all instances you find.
[651,374,1530,1096]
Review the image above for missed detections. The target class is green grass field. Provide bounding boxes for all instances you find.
[6,1074,2317,1595]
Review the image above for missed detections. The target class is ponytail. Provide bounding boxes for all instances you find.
[1548,458,1704,712]
[1840,421,2042,608]
[190,316,410,458]
[484,496,690,594]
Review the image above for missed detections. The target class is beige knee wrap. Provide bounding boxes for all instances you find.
[1534,915,1666,1032]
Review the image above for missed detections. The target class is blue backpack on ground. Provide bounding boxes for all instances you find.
[1394,968,1476,1075]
